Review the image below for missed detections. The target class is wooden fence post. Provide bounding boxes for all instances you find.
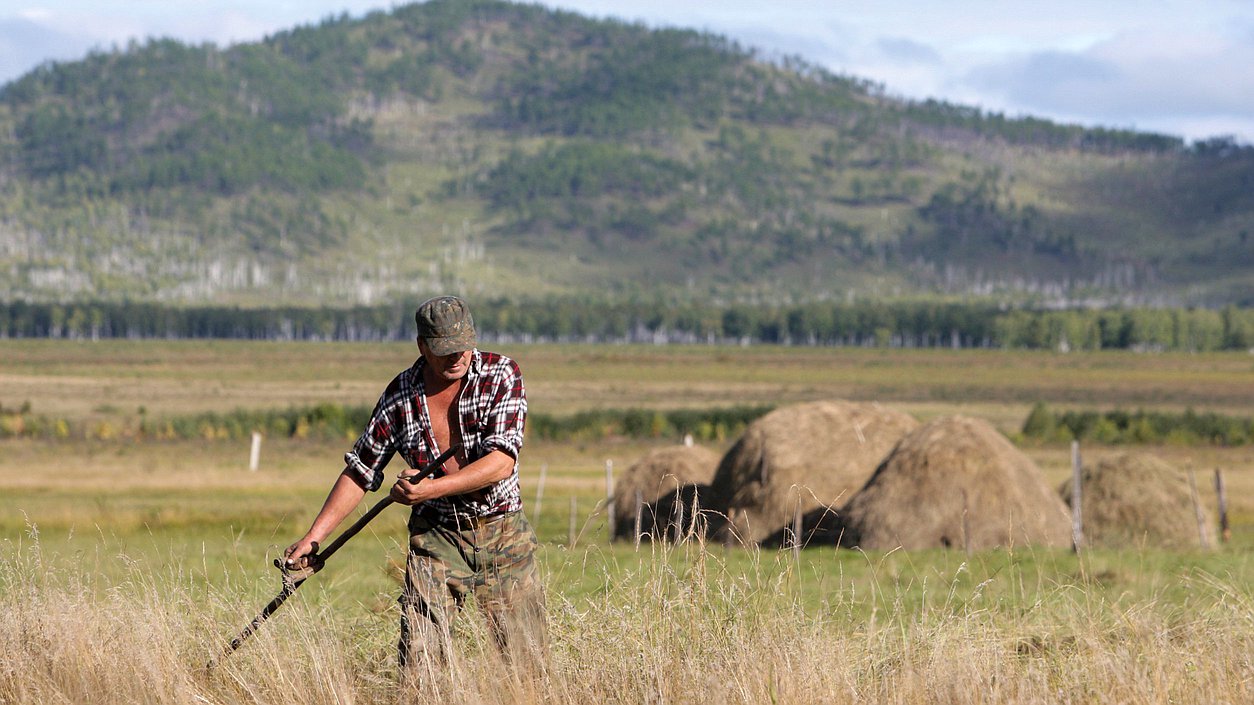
[568,496,577,548]
[248,431,263,472]
[1214,468,1230,544]
[1071,440,1083,552]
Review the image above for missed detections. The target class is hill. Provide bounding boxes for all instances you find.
[0,0,1251,307]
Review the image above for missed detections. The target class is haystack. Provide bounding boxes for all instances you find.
[839,415,1071,550]
[612,445,719,541]
[706,400,918,545]
[1060,452,1210,548]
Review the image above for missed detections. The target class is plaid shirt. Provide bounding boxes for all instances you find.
[343,349,526,522]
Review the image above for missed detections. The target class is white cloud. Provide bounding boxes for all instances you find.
[958,26,1254,139]
[17,8,53,22]
[875,37,942,66]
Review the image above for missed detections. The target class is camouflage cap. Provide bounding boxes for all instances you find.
[415,295,477,356]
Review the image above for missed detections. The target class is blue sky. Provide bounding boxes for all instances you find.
[3,0,1252,144]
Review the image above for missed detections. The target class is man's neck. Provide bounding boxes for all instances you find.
[422,368,463,397]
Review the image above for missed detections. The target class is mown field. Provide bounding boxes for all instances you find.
[2,340,1252,704]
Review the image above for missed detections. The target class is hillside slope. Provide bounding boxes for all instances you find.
[0,0,1250,307]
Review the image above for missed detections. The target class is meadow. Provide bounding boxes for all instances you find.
[1,340,1252,703]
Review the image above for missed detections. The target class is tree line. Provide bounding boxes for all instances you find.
[1,299,1251,351]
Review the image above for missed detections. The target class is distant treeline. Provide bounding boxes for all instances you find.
[1,300,1252,351]
[1021,402,1253,446]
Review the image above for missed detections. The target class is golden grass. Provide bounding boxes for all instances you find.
[3,341,1252,427]
[3,533,1252,705]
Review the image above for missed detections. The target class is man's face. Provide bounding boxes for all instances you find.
[417,338,472,382]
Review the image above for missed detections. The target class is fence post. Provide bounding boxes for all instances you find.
[1214,468,1230,544]
[1070,440,1083,552]
[1068,439,1088,549]
[249,431,263,472]
[1187,469,1211,549]
[568,496,577,548]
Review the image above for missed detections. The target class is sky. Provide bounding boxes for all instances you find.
[2,0,1253,145]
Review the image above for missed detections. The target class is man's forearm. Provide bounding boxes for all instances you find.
[304,470,368,543]
[391,450,514,505]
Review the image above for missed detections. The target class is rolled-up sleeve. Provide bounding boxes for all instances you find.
[343,395,397,491]
[480,360,526,460]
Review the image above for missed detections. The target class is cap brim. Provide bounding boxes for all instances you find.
[425,334,476,356]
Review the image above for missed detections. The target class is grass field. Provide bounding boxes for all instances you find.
[2,340,1252,703]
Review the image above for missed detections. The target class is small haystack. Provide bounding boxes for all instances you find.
[706,400,919,545]
[1060,452,1211,549]
[612,445,719,541]
[839,415,1071,551]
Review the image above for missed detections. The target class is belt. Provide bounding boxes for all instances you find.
[418,509,514,530]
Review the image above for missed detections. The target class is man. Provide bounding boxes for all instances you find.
[284,295,544,672]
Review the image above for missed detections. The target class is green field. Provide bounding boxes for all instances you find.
[2,341,1252,703]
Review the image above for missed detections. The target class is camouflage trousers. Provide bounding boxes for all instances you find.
[398,509,546,673]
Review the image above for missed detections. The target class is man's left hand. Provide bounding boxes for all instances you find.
[389,473,435,505]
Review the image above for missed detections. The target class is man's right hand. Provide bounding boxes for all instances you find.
[282,537,320,570]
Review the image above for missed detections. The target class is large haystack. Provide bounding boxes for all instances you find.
[612,445,719,541]
[1060,452,1210,549]
[706,400,918,545]
[839,415,1071,550]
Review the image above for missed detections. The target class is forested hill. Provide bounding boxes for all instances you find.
[1,0,1251,308]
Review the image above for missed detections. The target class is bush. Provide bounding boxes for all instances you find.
[1022,402,1251,446]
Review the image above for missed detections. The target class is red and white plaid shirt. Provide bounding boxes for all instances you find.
[343,349,526,522]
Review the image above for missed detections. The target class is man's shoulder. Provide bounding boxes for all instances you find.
[380,360,422,398]
[475,349,519,372]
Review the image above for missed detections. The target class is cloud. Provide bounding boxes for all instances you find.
[876,37,941,65]
[961,28,1254,140]
[966,50,1121,113]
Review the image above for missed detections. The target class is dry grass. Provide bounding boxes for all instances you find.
[2,534,1252,705]
[3,340,1252,427]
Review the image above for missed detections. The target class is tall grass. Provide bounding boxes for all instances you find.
[2,531,1251,704]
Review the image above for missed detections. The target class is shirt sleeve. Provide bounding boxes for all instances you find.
[479,358,527,460]
[343,391,399,491]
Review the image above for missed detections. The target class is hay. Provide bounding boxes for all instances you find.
[611,445,719,541]
[706,400,918,545]
[1060,452,1211,549]
[838,415,1071,551]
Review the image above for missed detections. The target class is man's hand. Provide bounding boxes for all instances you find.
[282,537,321,570]
[389,473,436,506]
